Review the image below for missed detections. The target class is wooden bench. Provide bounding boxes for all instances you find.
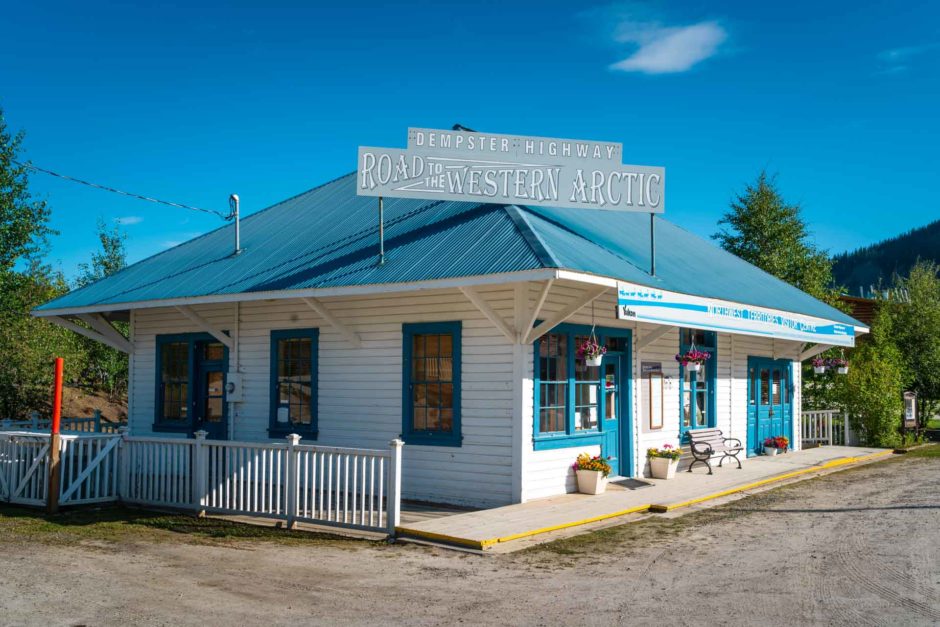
[687,428,743,475]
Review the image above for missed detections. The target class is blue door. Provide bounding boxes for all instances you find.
[193,340,228,440]
[600,354,624,476]
[747,357,792,456]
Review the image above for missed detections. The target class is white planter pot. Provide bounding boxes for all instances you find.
[764,446,779,456]
[576,469,608,494]
[687,362,702,373]
[837,366,848,375]
[649,456,679,479]
[585,354,603,367]
[813,366,826,375]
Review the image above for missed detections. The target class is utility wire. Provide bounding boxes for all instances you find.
[14,160,229,220]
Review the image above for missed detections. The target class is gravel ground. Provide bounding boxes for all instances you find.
[0,452,937,626]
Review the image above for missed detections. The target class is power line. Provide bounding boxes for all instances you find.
[14,160,229,220]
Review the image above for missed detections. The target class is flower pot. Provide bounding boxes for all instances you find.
[687,362,702,373]
[813,366,826,375]
[576,469,607,494]
[585,354,603,367]
[649,456,679,479]
[837,366,848,375]
[764,446,778,456]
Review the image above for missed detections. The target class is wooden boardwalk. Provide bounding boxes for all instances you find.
[396,446,892,552]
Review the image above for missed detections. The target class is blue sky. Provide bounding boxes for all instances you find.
[1,0,938,279]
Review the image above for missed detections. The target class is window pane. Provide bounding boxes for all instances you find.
[275,335,314,429]
[161,342,189,422]
[682,390,691,428]
[206,398,223,422]
[204,342,224,361]
[760,369,770,405]
[772,370,781,404]
[696,391,707,426]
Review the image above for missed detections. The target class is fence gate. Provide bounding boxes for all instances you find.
[0,434,52,506]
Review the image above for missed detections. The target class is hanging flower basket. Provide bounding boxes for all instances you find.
[812,357,827,375]
[828,357,848,375]
[577,338,606,366]
[676,349,711,373]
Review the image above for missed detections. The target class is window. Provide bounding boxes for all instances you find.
[159,341,189,423]
[269,329,318,436]
[679,329,716,436]
[402,322,461,447]
[533,324,631,450]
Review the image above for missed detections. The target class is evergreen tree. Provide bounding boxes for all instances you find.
[714,171,839,304]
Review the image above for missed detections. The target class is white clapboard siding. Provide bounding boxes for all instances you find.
[130,288,515,507]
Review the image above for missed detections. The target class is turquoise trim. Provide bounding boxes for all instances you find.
[678,330,717,439]
[268,328,319,438]
[402,321,462,447]
[532,323,633,477]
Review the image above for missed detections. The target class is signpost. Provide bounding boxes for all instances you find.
[357,127,665,213]
[617,281,857,347]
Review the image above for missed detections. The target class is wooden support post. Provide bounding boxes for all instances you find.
[93,409,102,433]
[387,438,404,537]
[193,430,208,516]
[285,433,301,529]
[47,357,64,514]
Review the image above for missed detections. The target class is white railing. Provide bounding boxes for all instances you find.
[0,433,51,506]
[59,434,121,505]
[121,437,195,510]
[0,429,404,537]
[802,409,848,446]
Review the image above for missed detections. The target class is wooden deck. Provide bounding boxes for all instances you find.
[396,446,893,552]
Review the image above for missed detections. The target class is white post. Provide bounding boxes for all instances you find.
[118,428,129,501]
[193,430,208,516]
[387,439,404,537]
[285,434,301,529]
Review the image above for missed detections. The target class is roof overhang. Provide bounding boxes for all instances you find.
[33,267,868,345]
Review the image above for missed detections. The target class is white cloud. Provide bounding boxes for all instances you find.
[876,43,938,74]
[115,216,143,225]
[610,20,727,74]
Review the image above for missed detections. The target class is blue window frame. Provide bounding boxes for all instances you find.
[678,328,717,438]
[154,332,228,434]
[402,322,462,447]
[532,323,631,450]
[269,329,319,437]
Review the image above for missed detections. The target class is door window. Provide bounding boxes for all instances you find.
[204,371,224,423]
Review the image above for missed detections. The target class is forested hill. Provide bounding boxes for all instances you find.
[832,218,940,295]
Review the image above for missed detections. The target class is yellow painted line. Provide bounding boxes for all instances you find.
[652,450,894,512]
[485,503,652,546]
[394,527,485,550]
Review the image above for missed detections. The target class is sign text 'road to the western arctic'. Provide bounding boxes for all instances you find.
[357,128,665,213]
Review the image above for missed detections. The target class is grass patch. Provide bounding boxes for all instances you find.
[899,443,940,458]
[927,418,940,430]
[0,504,374,548]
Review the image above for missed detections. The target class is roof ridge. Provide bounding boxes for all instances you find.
[501,205,559,268]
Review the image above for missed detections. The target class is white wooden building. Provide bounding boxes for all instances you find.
[35,171,867,508]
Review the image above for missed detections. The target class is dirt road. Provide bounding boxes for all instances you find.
[1,452,938,626]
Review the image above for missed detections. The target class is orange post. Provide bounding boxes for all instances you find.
[47,357,64,513]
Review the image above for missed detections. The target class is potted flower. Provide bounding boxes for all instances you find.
[647,444,682,479]
[573,452,612,494]
[675,349,711,373]
[828,357,848,375]
[812,357,827,375]
[577,338,607,367]
[763,435,789,455]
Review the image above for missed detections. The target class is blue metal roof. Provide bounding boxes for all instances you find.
[37,172,861,327]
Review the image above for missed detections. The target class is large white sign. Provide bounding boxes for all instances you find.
[617,281,857,347]
[357,128,665,213]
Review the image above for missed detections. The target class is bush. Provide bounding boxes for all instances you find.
[834,342,904,447]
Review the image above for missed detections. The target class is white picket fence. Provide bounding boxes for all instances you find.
[0,431,403,536]
[801,409,850,446]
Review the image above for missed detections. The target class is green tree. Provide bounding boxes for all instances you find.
[76,218,127,288]
[75,219,129,400]
[885,261,940,425]
[832,307,905,447]
[0,108,53,271]
[714,171,839,304]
